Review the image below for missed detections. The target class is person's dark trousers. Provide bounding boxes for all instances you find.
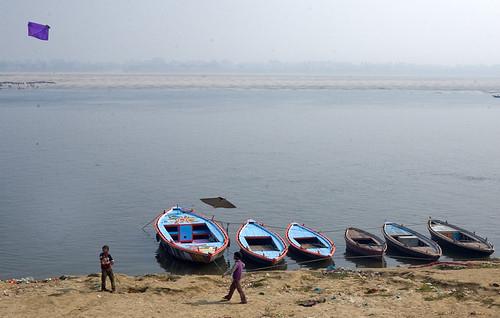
[101,268,116,291]
[226,279,246,302]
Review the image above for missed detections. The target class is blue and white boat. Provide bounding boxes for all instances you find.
[154,206,229,263]
[285,223,335,259]
[236,220,288,265]
[382,222,441,260]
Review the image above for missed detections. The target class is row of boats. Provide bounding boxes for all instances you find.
[153,206,495,265]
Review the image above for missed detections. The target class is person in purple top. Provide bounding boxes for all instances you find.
[222,252,247,304]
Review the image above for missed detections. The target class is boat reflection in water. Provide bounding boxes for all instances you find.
[156,247,228,275]
[287,248,334,270]
[385,248,436,266]
[344,251,387,269]
[437,248,493,260]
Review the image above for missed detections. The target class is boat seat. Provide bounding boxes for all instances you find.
[352,237,378,245]
[413,246,437,254]
[432,225,455,232]
[295,237,326,249]
[193,230,210,235]
[460,242,483,248]
[396,235,421,247]
[179,225,193,243]
[245,236,279,251]
[164,225,179,233]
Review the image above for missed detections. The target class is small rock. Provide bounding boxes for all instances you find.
[367,288,380,294]
[313,287,323,294]
[391,277,413,284]
[15,277,35,284]
[491,283,499,288]
[297,297,326,307]
[59,275,75,280]
[259,292,265,295]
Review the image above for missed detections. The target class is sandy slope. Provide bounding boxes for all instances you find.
[1,261,499,318]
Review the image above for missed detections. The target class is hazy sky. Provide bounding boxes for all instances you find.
[1,0,500,65]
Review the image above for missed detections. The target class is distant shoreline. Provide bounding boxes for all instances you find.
[1,73,500,92]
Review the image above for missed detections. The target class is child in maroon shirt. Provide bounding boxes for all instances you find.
[99,245,115,292]
[222,252,247,304]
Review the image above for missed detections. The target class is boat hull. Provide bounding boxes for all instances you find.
[345,240,385,257]
[384,239,440,260]
[239,248,283,265]
[429,233,493,256]
[287,243,332,259]
[159,240,225,263]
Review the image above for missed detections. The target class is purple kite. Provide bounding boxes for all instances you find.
[28,22,50,41]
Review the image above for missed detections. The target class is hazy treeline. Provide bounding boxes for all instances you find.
[2,59,500,76]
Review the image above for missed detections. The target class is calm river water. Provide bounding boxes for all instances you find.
[1,79,499,278]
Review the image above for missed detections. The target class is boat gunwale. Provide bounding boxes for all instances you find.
[427,219,494,254]
[285,222,335,258]
[236,220,288,264]
[344,227,387,255]
[154,207,229,261]
[382,222,442,258]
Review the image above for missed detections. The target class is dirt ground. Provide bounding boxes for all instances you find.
[1,261,499,318]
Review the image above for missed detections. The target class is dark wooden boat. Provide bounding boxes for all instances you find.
[427,219,494,256]
[285,223,335,259]
[382,222,441,260]
[236,220,288,265]
[344,227,386,258]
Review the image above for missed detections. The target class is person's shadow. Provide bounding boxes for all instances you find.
[186,299,239,306]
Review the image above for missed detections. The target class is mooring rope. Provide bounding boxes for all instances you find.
[243,253,452,273]
[211,218,430,235]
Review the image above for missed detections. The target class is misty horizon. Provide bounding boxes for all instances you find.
[3,59,500,77]
[2,1,500,67]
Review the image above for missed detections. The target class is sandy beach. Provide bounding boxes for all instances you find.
[1,261,499,318]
